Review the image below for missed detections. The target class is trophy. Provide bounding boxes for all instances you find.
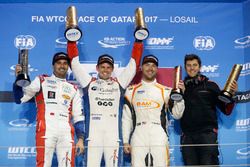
[65,6,82,42]
[170,66,183,101]
[15,49,31,87]
[218,64,242,103]
[134,7,149,41]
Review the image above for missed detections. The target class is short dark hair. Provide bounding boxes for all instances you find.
[184,54,201,67]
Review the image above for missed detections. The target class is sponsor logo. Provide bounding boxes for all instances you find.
[137,90,145,94]
[10,64,38,76]
[47,80,56,84]
[234,90,250,103]
[236,118,250,132]
[9,119,35,128]
[55,37,84,48]
[97,101,113,106]
[193,36,215,50]
[200,64,220,78]
[240,62,250,76]
[62,94,70,100]
[14,35,36,49]
[96,97,114,106]
[62,85,72,94]
[47,91,56,99]
[136,99,160,109]
[92,116,101,120]
[234,35,250,49]
[98,37,130,48]
[8,147,36,160]
[145,37,174,50]
[236,146,250,159]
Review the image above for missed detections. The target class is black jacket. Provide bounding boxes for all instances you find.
[180,74,234,134]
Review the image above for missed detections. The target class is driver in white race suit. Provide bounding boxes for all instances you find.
[67,40,143,166]
[122,55,185,167]
[13,52,84,167]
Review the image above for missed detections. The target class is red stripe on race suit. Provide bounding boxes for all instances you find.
[35,76,46,167]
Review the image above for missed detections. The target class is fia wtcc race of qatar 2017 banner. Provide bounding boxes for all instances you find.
[0,2,250,166]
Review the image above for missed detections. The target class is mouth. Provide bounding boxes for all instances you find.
[59,68,66,72]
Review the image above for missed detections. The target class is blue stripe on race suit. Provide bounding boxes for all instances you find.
[118,85,126,166]
[83,86,90,166]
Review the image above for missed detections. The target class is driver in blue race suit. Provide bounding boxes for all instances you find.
[67,39,143,166]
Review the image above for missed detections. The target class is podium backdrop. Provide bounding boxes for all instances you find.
[0,2,249,166]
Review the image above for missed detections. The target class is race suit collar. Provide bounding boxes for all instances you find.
[51,74,66,82]
[142,79,157,85]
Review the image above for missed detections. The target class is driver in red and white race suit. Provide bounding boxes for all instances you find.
[122,55,185,167]
[67,40,143,166]
[13,52,84,167]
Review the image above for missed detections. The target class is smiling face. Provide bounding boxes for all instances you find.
[53,59,69,79]
[185,59,201,78]
[96,62,114,80]
[142,62,158,82]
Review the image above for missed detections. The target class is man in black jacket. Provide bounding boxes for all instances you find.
[180,54,238,166]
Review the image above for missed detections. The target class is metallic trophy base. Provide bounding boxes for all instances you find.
[65,27,82,42]
[15,74,31,87]
[218,91,233,104]
[134,27,149,41]
[170,92,183,102]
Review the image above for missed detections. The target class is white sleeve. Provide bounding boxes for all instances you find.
[117,58,136,89]
[171,100,185,119]
[122,103,133,144]
[72,88,84,124]
[71,56,92,88]
[165,88,185,120]
[21,76,40,103]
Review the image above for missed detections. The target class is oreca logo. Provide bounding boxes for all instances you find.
[237,146,250,156]
[9,119,35,127]
[193,36,215,50]
[14,35,36,49]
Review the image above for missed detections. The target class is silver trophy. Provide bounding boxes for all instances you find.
[15,49,31,87]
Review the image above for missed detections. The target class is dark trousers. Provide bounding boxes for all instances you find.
[181,131,219,166]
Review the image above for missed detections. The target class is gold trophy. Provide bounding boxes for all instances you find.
[218,64,242,103]
[170,66,183,101]
[134,7,149,41]
[65,6,82,41]
[15,49,31,87]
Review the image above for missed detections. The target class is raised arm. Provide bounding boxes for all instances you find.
[67,41,92,88]
[117,42,143,89]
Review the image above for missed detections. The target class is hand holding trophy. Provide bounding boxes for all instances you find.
[134,7,149,41]
[218,64,242,103]
[170,66,183,101]
[65,6,82,42]
[15,49,31,87]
